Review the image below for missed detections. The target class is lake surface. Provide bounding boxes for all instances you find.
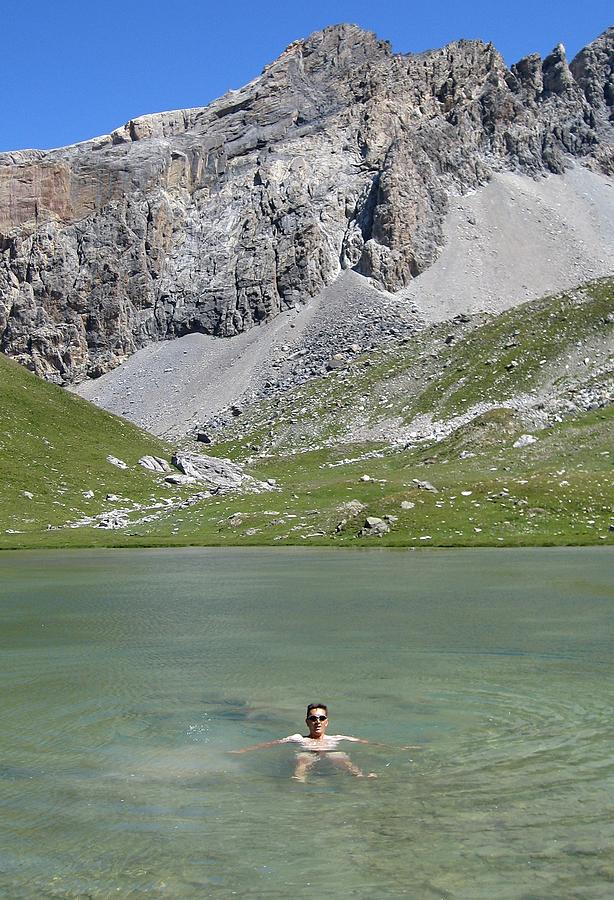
[1,548,613,898]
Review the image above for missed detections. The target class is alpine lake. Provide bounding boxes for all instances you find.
[1,547,613,898]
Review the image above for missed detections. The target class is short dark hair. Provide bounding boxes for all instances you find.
[306,703,328,717]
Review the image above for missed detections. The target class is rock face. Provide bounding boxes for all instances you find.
[0,24,612,383]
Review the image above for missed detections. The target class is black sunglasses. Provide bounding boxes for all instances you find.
[307,715,327,722]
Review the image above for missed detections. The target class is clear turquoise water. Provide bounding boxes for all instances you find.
[0,548,613,898]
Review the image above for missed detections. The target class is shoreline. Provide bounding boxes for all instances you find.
[2,536,613,553]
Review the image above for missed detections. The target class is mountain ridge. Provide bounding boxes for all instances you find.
[5,24,611,154]
[0,23,613,384]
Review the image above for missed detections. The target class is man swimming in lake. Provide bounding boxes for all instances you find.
[230,703,380,781]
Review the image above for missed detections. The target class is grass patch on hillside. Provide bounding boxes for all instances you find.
[0,354,194,544]
[413,278,614,418]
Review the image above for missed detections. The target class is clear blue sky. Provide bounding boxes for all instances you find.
[2,0,611,152]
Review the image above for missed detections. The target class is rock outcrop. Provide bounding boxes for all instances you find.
[1,24,612,382]
[171,450,274,493]
[138,455,173,472]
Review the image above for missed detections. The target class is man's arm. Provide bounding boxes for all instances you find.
[229,738,288,755]
[342,736,423,750]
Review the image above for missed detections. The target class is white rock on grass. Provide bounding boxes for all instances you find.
[412,478,438,493]
[165,474,198,486]
[107,455,128,469]
[171,451,274,493]
[97,512,129,529]
[359,516,390,536]
[513,434,538,448]
[338,499,367,517]
[138,455,172,473]
[172,451,244,487]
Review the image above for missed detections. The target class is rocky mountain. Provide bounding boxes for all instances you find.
[0,24,613,384]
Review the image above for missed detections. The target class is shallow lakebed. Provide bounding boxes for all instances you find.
[1,547,613,897]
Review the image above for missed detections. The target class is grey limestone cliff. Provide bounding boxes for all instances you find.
[1,24,613,382]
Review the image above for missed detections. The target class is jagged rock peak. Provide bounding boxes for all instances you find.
[268,23,392,69]
[570,26,614,119]
[541,42,575,95]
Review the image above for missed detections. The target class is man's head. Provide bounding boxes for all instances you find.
[306,703,328,738]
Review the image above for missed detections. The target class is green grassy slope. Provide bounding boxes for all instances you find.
[1,277,613,549]
[0,354,191,548]
[66,401,608,549]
